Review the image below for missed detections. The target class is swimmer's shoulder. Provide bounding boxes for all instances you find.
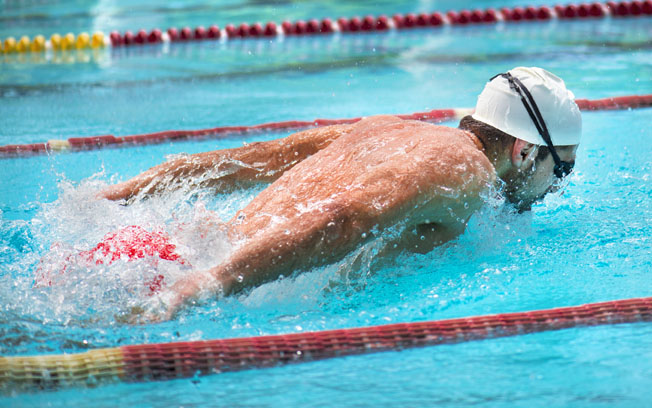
[411,125,496,190]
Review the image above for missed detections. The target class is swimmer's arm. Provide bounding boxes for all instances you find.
[160,208,364,319]
[100,124,353,201]
[158,227,319,320]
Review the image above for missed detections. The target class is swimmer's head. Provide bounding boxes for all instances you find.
[461,67,581,211]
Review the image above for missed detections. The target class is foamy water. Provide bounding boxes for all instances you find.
[0,172,243,326]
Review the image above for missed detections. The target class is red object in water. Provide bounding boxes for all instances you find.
[589,3,605,16]
[249,23,263,37]
[537,6,552,19]
[348,17,362,31]
[116,297,652,382]
[446,10,459,24]
[225,24,237,38]
[123,31,135,45]
[264,22,277,36]
[167,27,179,42]
[320,19,334,33]
[281,21,293,34]
[294,20,307,34]
[416,13,429,26]
[194,26,207,39]
[36,226,187,294]
[337,17,349,31]
[510,7,525,21]
[208,25,221,39]
[470,9,484,23]
[180,27,193,40]
[524,6,538,20]
[430,12,444,25]
[361,15,375,30]
[392,14,405,28]
[306,19,320,33]
[109,31,123,46]
[457,10,472,24]
[483,9,498,22]
[82,226,183,264]
[135,29,148,44]
[236,23,249,38]
[643,0,652,15]
[564,4,579,18]
[403,13,417,27]
[148,29,162,43]
[375,15,389,30]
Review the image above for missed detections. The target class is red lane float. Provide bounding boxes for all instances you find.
[101,1,652,48]
[2,296,649,391]
[1,94,650,158]
[118,296,652,381]
[4,2,652,54]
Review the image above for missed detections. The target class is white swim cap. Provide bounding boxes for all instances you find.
[472,67,582,146]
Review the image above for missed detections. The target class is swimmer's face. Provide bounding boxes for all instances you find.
[503,144,578,212]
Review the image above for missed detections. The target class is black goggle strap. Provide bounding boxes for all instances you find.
[490,72,573,178]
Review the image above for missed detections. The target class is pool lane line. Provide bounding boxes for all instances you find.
[1,93,650,159]
[1,296,650,391]
[1,1,651,55]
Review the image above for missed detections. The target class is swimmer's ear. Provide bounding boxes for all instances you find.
[511,139,537,169]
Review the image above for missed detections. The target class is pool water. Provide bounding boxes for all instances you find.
[1,1,652,407]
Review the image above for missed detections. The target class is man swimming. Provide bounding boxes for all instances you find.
[101,67,581,319]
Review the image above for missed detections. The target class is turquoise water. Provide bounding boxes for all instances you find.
[1,1,652,407]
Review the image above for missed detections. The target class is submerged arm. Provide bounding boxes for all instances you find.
[100,124,352,201]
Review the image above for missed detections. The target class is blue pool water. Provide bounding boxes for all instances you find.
[1,1,652,407]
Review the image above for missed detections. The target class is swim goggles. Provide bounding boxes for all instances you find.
[491,72,574,179]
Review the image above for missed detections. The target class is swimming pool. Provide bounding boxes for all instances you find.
[2,0,652,406]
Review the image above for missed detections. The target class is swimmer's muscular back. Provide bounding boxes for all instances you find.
[233,116,493,237]
[167,116,495,306]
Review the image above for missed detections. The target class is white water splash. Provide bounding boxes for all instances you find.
[1,173,238,326]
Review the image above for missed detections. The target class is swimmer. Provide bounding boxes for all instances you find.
[100,67,581,320]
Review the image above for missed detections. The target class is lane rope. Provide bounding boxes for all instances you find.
[1,1,651,54]
[1,296,650,391]
[1,93,650,158]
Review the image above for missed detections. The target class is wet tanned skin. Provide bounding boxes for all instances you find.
[166,116,495,307]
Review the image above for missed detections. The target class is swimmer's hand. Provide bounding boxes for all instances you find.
[121,270,222,324]
[98,177,149,202]
[97,158,184,202]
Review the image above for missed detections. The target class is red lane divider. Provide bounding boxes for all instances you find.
[1,94,650,158]
[3,2,651,55]
[103,1,652,48]
[3,296,650,390]
[119,296,652,381]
